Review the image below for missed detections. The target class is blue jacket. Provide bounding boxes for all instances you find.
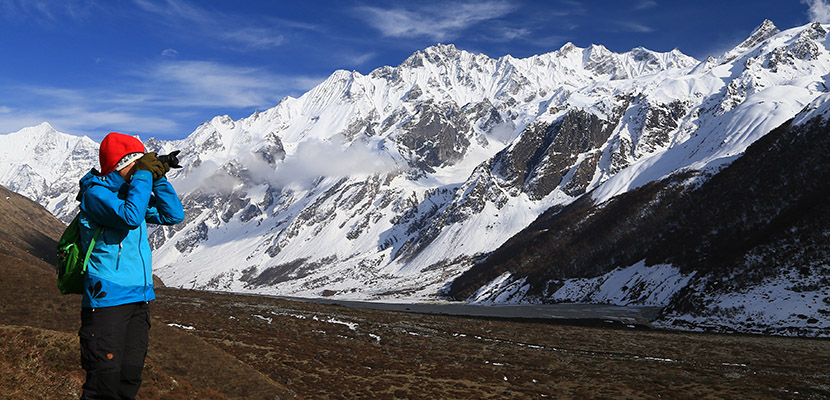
[78,169,184,308]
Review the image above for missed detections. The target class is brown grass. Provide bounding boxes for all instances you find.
[1,245,829,399]
[0,219,827,399]
[152,288,830,399]
[0,325,83,399]
[0,251,296,399]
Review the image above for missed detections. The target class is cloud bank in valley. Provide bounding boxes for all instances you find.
[270,138,399,187]
[172,138,399,195]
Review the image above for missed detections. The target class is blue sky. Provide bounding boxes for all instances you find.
[0,0,822,141]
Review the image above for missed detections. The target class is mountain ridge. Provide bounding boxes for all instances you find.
[1,20,827,335]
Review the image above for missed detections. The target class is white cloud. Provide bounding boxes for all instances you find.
[553,0,587,16]
[358,1,517,41]
[345,52,377,67]
[50,108,179,135]
[133,0,211,24]
[172,159,239,194]
[0,0,96,24]
[0,113,45,135]
[220,27,285,50]
[634,0,658,10]
[615,21,654,33]
[0,101,178,138]
[142,60,322,109]
[162,48,179,57]
[11,85,179,133]
[134,0,288,50]
[803,0,830,23]
[271,138,398,187]
[0,58,325,139]
[172,138,399,194]
[491,26,532,42]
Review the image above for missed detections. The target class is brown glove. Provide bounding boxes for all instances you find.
[134,152,170,181]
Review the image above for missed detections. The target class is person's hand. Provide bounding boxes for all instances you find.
[134,152,170,181]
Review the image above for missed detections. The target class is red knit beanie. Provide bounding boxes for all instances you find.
[99,132,146,175]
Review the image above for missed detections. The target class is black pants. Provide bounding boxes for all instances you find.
[79,302,150,400]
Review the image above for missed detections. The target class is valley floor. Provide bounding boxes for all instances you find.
[150,288,829,399]
[1,263,827,399]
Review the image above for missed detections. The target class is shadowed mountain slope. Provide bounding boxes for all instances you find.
[449,104,829,335]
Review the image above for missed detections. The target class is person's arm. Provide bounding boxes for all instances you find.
[81,170,154,229]
[145,177,185,225]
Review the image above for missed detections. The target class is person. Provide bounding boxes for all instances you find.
[76,132,185,399]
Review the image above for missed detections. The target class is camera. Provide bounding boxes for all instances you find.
[157,150,183,169]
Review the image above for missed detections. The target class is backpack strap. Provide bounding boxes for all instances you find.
[76,174,103,274]
[81,225,102,274]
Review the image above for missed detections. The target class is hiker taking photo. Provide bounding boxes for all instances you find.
[76,132,184,399]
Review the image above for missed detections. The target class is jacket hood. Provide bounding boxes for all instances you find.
[77,169,128,200]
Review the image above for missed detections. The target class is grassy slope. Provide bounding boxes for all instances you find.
[0,183,296,399]
[0,185,67,270]
[0,251,295,399]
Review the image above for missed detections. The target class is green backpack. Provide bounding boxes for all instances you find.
[56,213,101,295]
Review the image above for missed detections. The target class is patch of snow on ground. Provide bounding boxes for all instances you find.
[253,314,273,324]
[167,323,196,330]
[313,316,358,331]
[469,272,530,304]
[550,261,693,306]
[657,266,830,337]
[271,311,309,320]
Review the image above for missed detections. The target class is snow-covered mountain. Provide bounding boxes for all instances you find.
[0,122,98,221]
[1,20,827,334]
[448,21,830,336]
[141,39,702,299]
[451,93,830,336]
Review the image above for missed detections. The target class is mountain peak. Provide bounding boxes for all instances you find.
[719,19,780,64]
[741,19,780,48]
[588,43,609,52]
[753,19,779,37]
[15,122,57,136]
[35,121,56,131]
[402,45,463,69]
[420,43,464,63]
[426,43,459,53]
[803,21,828,40]
[557,42,578,55]
[4,122,67,142]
